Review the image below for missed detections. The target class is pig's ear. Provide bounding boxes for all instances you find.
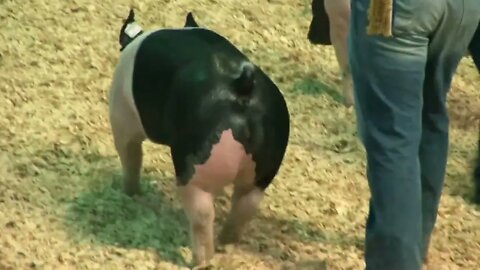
[119,8,144,51]
[126,8,135,24]
[184,12,199,27]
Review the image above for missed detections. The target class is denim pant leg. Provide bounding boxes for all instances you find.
[420,0,480,261]
[350,0,480,269]
[349,0,442,269]
[349,3,428,270]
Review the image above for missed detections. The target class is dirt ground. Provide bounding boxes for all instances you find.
[1,0,479,269]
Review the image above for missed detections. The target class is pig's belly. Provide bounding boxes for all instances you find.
[189,129,256,193]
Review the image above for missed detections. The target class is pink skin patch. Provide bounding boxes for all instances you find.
[188,128,256,193]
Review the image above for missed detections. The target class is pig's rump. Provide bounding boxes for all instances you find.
[188,128,256,193]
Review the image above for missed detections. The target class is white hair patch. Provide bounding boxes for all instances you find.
[125,22,142,38]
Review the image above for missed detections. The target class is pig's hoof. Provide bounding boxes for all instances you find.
[216,243,235,254]
[343,99,354,108]
[342,93,354,108]
[122,179,141,196]
[219,229,240,245]
[474,193,480,204]
[123,186,140,197]
[191,262,214,270]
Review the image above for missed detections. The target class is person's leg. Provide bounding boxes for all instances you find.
[349,0,444,269]
[468,23,480,70]
[420,0,480,265]
[324,0,353,106]
[468,23,480,205]
[475,123,480,204]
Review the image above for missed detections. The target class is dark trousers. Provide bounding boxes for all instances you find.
[348,0,480,269]
[468,23,480,70]
[469,25,480,203]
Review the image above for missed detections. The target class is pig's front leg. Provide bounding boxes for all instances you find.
[219,186,264,245]
[178,184,215,267]
[114,139,143,196]
[109,54,147,196]
[110,104,145,196]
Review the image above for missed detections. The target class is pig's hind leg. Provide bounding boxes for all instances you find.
[219,186,265,245]
[178,184,215,267]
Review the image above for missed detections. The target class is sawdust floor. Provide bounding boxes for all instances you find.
[1,0,479,269]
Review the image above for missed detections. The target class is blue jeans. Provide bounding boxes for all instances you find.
[348,0,480,269]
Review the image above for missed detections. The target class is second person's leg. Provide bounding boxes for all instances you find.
[324,0,353,107]
[419,0,480,264]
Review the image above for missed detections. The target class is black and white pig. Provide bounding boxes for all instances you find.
[108,9,290,268]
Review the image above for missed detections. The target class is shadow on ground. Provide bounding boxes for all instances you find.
[440,137,480,206]
[50,146,362,268]
[63,163,190,266]
[292,77,344,103]
[445,163,480,206]
[244,214,363,263]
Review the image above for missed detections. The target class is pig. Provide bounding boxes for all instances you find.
[108,9,290,268]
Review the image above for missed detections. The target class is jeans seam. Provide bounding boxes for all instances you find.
[458,0,466,28]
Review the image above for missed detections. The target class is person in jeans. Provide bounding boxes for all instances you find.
[348,0,480,269]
